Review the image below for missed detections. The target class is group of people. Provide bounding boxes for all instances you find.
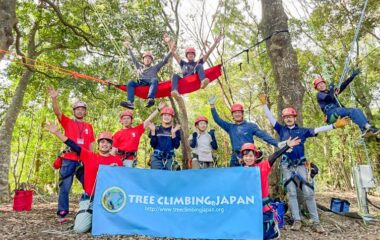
[45,33,380,239]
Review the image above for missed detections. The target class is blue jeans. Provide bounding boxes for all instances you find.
[151,154,173,170]
[127,78,158,102]
[327,107,368,131]
[171,64,206,91]
[57,159,84,216]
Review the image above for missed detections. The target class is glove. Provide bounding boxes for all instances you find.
[192,132,198,139]
[351,68,361,78]
[208,95,216,105]
[277,141,287,149]
[333,117,351,129]
[258,93,267,105]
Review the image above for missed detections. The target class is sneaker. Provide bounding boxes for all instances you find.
[362,126,380,138]
[291,220,302,231]
[120,100,134,109]
[145,98,155,108]
[311,223,325,233]
[57,210,68,223]
[200,78,209,89]
[171,90,180,98]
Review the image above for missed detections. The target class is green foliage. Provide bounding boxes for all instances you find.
[2,0,379,194]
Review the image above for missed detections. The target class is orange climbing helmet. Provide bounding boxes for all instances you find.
[120,110,133,120]
[142,51,154,61]
[194,115,208,126]
[185,47,196,56]
[240,143,259,155]
[231,103,244,113]
[313,77,326,89]
[72,101,87,110]
[282,107,297,118]
[160,107,175,116]
[97,132,113,143]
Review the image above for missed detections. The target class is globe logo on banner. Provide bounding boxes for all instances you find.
[101,186,127,213]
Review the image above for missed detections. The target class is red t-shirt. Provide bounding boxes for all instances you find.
[113,123,145,159]
[59,113,95,160]
[80,148,123,196]
[248,159,271,198]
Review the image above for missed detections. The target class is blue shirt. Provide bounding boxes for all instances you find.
[149,126,181,152]
[274,123,316,161]
[211,108,278,152]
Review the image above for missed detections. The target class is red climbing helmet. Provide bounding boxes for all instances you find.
[194,115,208,126]
[142,51,154,61]
[282,107,297,118]
[160,107,175,116]
[185,47,196,56]
[120,110,133,120]
[97,132,113,143]
[231,103,244,113]
[240,143,259,155]
[72,101,87,110]
[313,77,326,89]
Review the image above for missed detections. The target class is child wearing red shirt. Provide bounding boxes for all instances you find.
[240,137,300,240]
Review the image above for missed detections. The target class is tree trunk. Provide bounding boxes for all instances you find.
[260,0,305,123]
[260,0,305,196]
[0,21,38,202]
[0,0,17,59]
[0,69,34,201]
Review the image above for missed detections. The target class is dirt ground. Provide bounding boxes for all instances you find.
[1,191,380,240]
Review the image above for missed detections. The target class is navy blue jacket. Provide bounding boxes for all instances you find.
[149,126,181,152]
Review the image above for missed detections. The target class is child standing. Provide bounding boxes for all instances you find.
[148,107,181,170]
[189,116,218,169]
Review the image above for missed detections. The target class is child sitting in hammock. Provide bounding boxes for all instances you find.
[164,33,223,98]
[120,36,175,109]
[313,68,379,138]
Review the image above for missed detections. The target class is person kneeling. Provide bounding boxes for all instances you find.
[46,123,122,233]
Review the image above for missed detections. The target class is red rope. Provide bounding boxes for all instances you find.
[0,49,111,85]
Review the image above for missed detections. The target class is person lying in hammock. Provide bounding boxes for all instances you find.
[165,33,223,98]
[313,69,380,138]
[120,36,175,109]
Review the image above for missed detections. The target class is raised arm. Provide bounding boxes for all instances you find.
[163,33,181,65]
[171,125,181,149]
[259,94,277,127]
[155,51,173,71]
[124,40,140,70]
[143,101,167,128]
[48,86,62,120]
[202,35,222,63]
[208,96,231,132]
[338,69,361,94]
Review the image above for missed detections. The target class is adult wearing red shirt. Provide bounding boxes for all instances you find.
[111,101,166,167]
[48,86,95,223]
[45,123,122,233]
